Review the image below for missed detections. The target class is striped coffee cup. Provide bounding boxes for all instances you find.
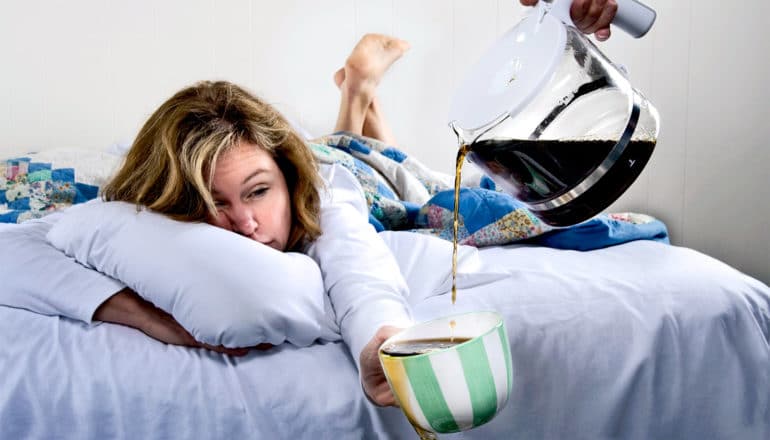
[378,311,512,434]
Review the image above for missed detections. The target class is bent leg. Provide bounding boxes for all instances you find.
[363,96,399,148]
[334,68,400,147]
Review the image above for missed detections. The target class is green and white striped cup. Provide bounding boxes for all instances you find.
[378,311,512,436]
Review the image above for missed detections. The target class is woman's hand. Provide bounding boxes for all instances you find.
[360,325,403,407]
[94,288,267,356]
[519,0,618,41]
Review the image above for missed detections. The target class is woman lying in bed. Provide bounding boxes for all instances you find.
[1,0,619,408]
[10,39,417,407]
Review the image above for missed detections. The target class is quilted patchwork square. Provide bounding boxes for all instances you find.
[0,156,101,224]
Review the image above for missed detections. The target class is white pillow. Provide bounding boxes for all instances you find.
[378,231,510,305]
[46,200,340,348]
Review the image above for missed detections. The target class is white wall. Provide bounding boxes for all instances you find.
[1,0,768,284]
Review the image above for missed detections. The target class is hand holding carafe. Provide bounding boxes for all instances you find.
[519,0,618,40]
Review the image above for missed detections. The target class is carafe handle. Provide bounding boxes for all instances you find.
[614,0,657,38]
[546,0,656,38]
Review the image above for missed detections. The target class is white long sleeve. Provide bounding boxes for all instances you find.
[306,164,414,370]
[0,213,125,323]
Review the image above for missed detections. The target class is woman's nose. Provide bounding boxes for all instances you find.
[229,207,258,237]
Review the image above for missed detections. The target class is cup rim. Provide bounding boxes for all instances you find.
[378,310,503,360]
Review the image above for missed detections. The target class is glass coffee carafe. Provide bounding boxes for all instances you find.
[449,0,660,226]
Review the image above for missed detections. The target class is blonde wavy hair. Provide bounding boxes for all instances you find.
[101,80,322,251]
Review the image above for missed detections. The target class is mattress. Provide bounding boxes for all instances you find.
[1,239,768,439]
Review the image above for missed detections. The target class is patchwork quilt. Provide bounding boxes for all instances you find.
[0,157,99,223]
[310,132,669,251]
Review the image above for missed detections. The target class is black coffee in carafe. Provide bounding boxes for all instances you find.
[466,138,656,227]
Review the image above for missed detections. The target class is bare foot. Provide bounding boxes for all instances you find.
[332,34,409,137]
[343,34,410,94]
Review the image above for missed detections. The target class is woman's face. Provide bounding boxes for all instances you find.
[207,141,292,251]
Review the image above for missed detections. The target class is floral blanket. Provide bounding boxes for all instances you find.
[311,133,668,251]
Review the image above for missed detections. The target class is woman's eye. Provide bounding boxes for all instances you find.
[249,188,268,198]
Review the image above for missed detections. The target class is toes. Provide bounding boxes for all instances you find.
[383,36,411,54]
[359,33,410,57]
[343,33,410,87]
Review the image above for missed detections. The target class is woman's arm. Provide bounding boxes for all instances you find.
[306,164,414,406]
[0,213,125,322]
[94,288,257,356]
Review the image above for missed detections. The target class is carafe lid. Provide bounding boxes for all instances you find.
[448,9,566,133]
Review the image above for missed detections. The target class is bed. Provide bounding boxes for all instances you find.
[1,145,768,439]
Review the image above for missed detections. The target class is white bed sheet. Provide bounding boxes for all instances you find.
[1,239,769,439]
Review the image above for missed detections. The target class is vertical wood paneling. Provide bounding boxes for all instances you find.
[0,4,15,154]
[210,0,253,88]
[0,1,767,283]
[451,0,498,92]
[153,0,216,92]
[251,0,355,137]
[354,0,395,37]
[109,0,162,145]
[37,0,114,149]
[684,0,770,281]
[386,0,455,172]
[0,1,46,153]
